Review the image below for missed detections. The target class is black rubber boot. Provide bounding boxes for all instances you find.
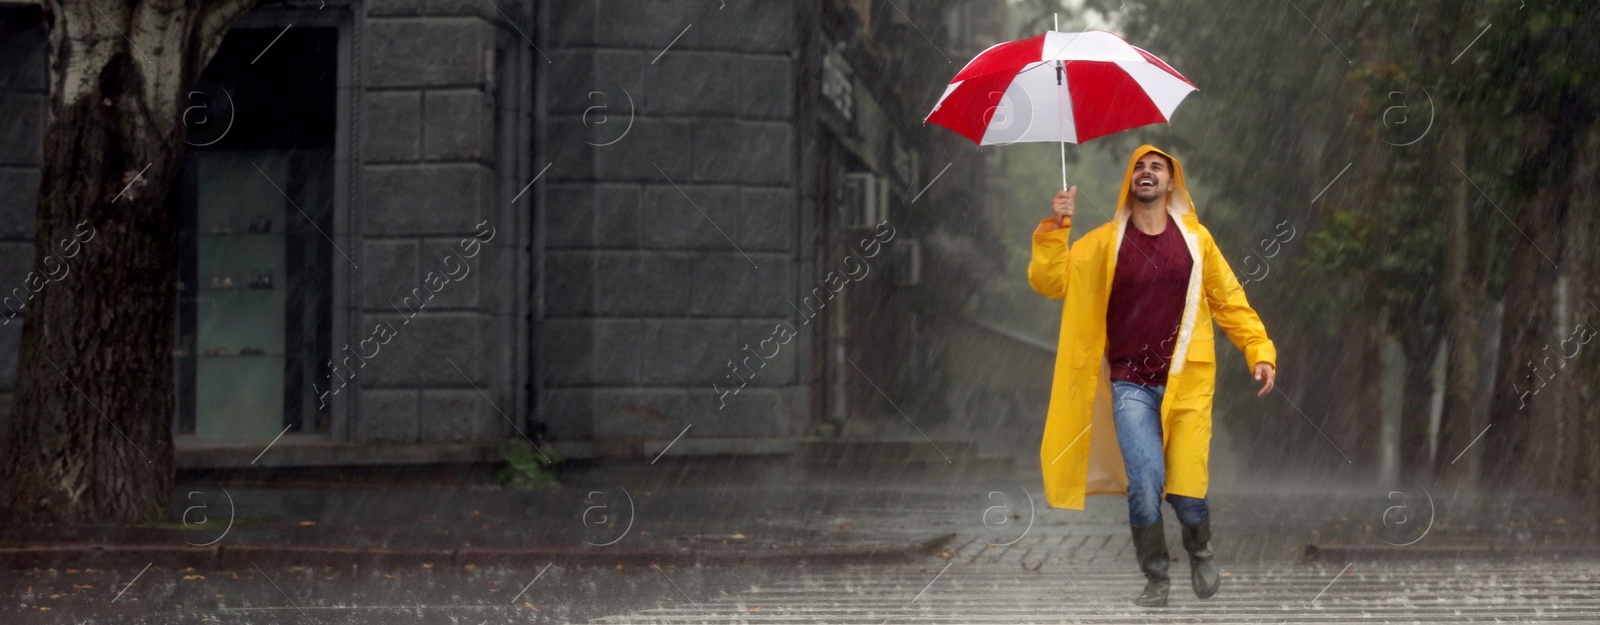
[1181,518,1221,599]
[1129,520,1170,607]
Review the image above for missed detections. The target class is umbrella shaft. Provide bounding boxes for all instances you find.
[1058,60,1067,191]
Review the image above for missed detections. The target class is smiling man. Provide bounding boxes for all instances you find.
[1028,145,1277,608]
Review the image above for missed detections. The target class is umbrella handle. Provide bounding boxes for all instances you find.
[1059,144,1068,229]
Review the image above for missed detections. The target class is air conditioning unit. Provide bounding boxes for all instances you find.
[888,238,921,286]
[840,172,889,229]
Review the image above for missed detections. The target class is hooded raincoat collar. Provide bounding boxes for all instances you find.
[1116,144,1195,217]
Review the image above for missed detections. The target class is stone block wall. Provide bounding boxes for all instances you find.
[538,0,805,454]
[0,8,46,391]
[355,0,520,443]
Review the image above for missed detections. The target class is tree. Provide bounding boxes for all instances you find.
[0,0,258,524]
[1477,2,1600,491]
[1092,0,1600,492]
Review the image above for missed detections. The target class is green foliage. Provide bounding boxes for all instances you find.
[497,438,564,490]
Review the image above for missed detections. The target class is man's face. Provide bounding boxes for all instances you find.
[1129,153,1174,204]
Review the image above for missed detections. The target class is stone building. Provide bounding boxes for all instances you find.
[0,0,1033,469]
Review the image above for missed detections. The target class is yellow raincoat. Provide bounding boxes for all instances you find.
[1030,145,1277,510]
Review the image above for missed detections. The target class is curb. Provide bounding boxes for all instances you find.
[0,533,956,570]
[1304,543,1600,563]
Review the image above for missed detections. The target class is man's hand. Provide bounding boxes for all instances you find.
[1051,187,1076,229]
[1254,362,1276,397]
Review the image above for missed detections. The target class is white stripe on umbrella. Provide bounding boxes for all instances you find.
[1115,59,1195,118]
[1040,30,1145,62]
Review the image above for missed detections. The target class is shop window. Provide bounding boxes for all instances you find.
[174,23,338,440]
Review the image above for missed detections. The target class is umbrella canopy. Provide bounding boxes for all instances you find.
[925,30,1197,147]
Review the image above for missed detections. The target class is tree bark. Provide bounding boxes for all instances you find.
[1391,286,1442,476]
[1434,127,1487,481]
[1324,309,1384,472]
[1396,332,1438,475]
[0,0,255,525]
[1560,124,1600,495]
[1483,131,1575,491]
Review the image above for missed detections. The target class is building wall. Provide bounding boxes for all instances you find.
[353,0,518,444]
[0,1,823,460]
[537,1,807,457]
[0,3,530,453]
[0,6,46,394]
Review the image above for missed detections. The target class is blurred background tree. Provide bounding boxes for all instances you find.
[1020,0,1600,494]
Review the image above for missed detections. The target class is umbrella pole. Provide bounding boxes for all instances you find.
[1053,15,1069,193]
[1053,13,1073,230]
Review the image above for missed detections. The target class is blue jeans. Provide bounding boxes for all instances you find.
[1111,379,1209,529]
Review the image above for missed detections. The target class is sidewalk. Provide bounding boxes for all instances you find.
[3,455,1597,571]
[0,456,971,571]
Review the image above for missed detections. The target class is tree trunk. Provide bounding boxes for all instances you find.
[0,0,254,525]
[1434,127,1487,481]
[1324,309,1383,471]
[1392,287,1441,476]
[1397,333,1438,475]
[1561,124,1600,495]
[1483,159,1570,491]
[1484,87,1598,490]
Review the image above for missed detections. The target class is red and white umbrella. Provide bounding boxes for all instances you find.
[925,29,1196,186]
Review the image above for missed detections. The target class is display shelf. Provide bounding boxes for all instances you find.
[198,353,286,358]
[189,152,291,440]
[200,231,283,237]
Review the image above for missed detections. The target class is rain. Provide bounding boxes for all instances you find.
[0,0,1596,623]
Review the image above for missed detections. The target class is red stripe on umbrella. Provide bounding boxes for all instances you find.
[952,34,1047,82]
[1066,61,1170,143]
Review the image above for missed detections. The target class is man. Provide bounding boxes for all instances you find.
[1028,145,1277,608]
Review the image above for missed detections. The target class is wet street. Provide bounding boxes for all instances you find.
[9,471,1599,624]
[9,537,1598,624]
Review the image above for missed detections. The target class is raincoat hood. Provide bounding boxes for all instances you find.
[1117,144,1195,217]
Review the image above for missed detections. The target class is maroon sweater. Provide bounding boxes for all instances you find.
[1106,213,1193,386]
